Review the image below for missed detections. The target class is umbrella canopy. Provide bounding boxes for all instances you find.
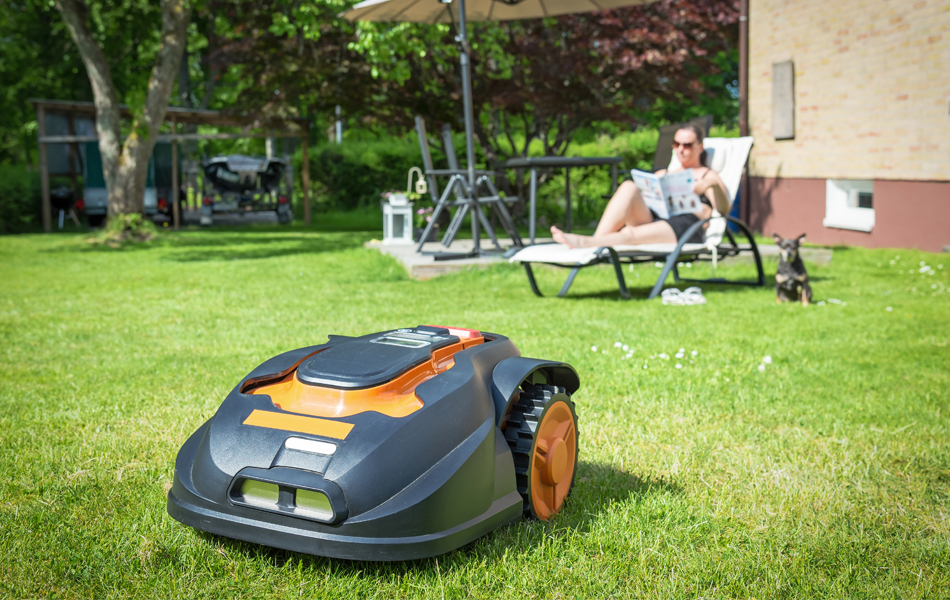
[344,0,651,24]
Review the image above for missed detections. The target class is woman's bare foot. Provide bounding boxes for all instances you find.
[550,225,591,248]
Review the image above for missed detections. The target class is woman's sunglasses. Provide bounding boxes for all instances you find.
[672,141,697,149]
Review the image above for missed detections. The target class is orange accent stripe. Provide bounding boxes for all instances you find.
[251,337,483,419]
[243,409,354,440]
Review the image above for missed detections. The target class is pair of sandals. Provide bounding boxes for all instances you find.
[660,287,707,306]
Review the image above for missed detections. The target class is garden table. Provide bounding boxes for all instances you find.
[501,156,624,244]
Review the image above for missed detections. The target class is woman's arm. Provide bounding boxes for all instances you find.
[694,170,731,215]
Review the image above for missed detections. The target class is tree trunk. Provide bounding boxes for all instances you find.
[55,0,192,220]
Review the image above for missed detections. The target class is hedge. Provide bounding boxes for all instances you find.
[299,138,435,212]
[0,166,41,234]
[292,125,738,227]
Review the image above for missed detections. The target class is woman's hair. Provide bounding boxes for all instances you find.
[675,124,707,166]
[677,124,706,143]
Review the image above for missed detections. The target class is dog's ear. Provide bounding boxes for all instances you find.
[797,233,807,244]
[772,232,783,243]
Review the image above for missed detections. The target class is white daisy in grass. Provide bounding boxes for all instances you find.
[691,350,698,357]
[763,356,772,364]
[675,364,683,369]
[614,342,623,348]
[591,346,597,352]
[758,364,766,372]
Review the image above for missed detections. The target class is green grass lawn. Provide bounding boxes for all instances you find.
[1,224,948,598]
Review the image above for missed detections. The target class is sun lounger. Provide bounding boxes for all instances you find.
[508,136,765,300]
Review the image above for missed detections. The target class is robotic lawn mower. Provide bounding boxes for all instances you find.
[167,326,580,561]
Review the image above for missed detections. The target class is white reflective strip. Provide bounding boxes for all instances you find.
[285,437,337,455]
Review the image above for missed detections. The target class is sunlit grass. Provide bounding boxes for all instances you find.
[0,225,948,598]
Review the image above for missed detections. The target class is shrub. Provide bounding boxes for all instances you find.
[0,165,41,234]
[89,213,158,247]
[298,138,433,211]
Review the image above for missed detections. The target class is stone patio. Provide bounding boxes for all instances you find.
[365,237,833,280]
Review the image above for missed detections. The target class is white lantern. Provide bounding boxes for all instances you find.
[382,193,414,245]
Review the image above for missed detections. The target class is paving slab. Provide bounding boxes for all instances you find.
[365,238,520,280]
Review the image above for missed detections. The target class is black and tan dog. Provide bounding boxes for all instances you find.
[773,232,812,305]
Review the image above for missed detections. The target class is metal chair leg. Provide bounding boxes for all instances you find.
[476,207,501,249]
[417,178,460,252]
[647,219,707,299]
[442,204,467,246]
[523,264,544,297]
[557,268,581,297]
[605,248,631,299]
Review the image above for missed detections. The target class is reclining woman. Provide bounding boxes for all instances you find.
[551,125,731,249]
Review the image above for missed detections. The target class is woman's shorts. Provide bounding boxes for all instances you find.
[650,210,704,243]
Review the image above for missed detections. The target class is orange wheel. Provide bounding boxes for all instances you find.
[504,384,578,520]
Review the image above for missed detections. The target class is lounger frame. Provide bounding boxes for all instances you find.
[520,216,765,300]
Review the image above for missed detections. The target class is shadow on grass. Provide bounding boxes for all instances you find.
[196,459,677,571]
[43,230,370,262]
[550,281,773,301]
[162,234,367,263]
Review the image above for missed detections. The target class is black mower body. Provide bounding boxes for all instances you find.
[167,327,578,561]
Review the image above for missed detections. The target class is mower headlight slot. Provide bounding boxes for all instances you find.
[294,488,333,520]
[238,479,280,508]
[228,467,348,525]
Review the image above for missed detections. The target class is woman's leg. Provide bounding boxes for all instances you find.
[552,220,678,248]
[593,180,654,236]
[551,180,673,248]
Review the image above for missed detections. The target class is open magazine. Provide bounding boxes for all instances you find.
[631,168,703,219]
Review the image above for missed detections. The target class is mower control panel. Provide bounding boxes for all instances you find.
[296,326,462,390]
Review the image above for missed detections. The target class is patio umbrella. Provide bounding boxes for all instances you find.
[344,0,652,24]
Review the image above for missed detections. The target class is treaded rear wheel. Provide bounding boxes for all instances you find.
[503,384,578,520]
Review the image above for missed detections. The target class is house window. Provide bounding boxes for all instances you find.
[824,180,875,232]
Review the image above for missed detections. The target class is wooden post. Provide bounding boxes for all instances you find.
[302,121,311,226]
[67,115,79,194]
[172,120,180,230]
[36,105,52,233]
[66,114,81,227]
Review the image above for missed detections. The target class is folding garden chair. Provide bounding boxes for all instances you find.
[413,117,522,255]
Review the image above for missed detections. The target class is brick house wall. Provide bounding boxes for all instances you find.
[747,0,950,251]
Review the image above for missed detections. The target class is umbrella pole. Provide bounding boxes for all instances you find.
[457,0,482,255]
